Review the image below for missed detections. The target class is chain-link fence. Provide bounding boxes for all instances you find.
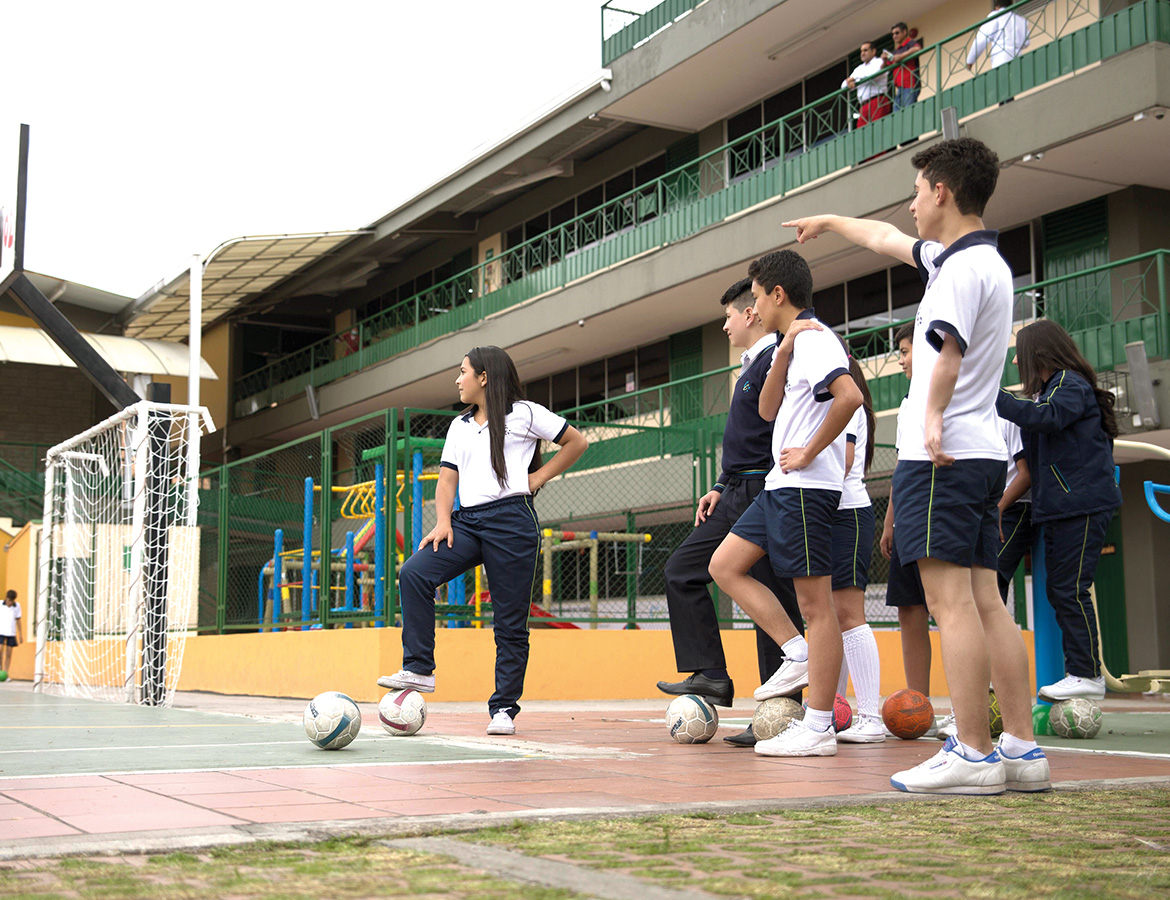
[201,408,979,633]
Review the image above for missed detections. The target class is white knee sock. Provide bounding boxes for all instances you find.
[842,624,881,719]
[782,635,808,662]
[836,659,849,698]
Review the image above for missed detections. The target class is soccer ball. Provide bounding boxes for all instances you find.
[665,694,719,744]
[988,691,1004,739]
[303,690,362,750]
[1049,698,1103,739]
[752,696,804,740]
[379,689,427,736]
[882,689,934,740]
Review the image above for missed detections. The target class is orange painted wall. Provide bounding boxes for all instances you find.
[173,626,1036,705]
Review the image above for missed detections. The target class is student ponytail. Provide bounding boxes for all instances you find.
[465,346,527,487]
[1015,320,1119,439]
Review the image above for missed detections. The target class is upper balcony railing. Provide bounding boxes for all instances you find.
[560,249,1170,426]
[600,0,704,66]
[233,0,1170,420]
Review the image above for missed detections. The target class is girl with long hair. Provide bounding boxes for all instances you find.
[379,346,587,734]
[996,319,1121,702]
[832,357,885,742]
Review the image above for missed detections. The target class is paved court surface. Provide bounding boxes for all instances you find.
[0,681,1167,855]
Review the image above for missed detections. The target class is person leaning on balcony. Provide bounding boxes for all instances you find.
[967,1,1031,72]
[843,41,892,127]
[882,22,923,111]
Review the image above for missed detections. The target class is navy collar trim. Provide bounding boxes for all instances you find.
[796,307,817,320]
[931,230,999,269]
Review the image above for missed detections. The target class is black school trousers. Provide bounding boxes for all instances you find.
[663,476,803,681]
[398,495,540,719]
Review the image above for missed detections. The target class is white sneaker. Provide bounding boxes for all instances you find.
[754,719,836,757]
[486,711,515,735]
[996,739,1051,792]
[837,714,886,744]
[1038,674,1106,702]
[377,669,435,692]
[753,658,809,701]
[890,737,1006,794]
[923,717,940,739]
[935,713,956,740]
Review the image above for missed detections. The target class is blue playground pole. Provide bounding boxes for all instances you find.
[1030,531,1064,697]
[303,477,314,628]
[272,529,283,631]
[412,450,423,555]
[344,530,355,629]
[374,462,386,626]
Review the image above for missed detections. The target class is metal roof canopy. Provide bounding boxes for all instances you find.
[122,232,369,341]
[0,324,217,379]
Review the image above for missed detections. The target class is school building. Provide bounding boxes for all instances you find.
[2,0,1169,697]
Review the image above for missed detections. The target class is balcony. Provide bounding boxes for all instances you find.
[232,0,1170,422]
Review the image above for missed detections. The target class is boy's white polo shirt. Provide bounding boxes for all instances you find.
[839,404,870,509]
[765,310,852,492]
[441,400,568,508]
[901,231,1011,462]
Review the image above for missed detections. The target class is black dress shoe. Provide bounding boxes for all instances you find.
[723,724,756,747]
[656,673,734,707]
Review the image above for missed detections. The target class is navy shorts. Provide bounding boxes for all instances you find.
[892,459,1006,570]
[0,635,15,647]
[831,504,876,591]
[730,487,840,579]
[885,533,927,607]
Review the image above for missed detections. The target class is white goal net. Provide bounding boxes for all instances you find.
[34,401,213,706]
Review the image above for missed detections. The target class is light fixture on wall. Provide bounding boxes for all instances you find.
[1125,341,1161,428]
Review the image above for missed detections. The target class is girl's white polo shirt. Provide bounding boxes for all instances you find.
[440,400,569,507]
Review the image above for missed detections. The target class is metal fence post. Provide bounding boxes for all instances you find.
[319,428,333,629]
[626,510,637,629]
[216,465,229,635]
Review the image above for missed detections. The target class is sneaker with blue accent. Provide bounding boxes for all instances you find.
[996,739,1051,792]
[890,737,1006,794]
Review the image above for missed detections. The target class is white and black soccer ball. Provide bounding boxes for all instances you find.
[1049,698,1103,739]
[304,690,362,749]
[665,694,719,744]
[752,696,805,740]
[379,689,427,736]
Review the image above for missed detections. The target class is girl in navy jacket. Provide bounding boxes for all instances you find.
[996,320,1121,703]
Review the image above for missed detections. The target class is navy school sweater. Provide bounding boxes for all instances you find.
[714,338,777,492]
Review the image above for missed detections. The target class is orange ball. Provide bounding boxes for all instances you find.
[882,689,935,740]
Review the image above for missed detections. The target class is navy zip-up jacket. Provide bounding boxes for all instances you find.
[995,370,1121,524]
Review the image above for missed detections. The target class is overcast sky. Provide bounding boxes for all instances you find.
[1,0,608,299]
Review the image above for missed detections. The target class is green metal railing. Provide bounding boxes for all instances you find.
[601,0,702,66]
[558,250,1170,424]
[232,0,1170,419]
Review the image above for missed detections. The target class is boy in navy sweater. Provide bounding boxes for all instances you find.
[657,279,802,746]
[783,138,1048,793]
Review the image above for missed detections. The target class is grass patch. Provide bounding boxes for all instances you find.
[0,789,1167,899]
[463,788,1170,900]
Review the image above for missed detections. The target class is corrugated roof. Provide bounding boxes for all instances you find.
[124,232,369,340]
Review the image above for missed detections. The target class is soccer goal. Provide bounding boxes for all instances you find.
[34,401,213,706]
